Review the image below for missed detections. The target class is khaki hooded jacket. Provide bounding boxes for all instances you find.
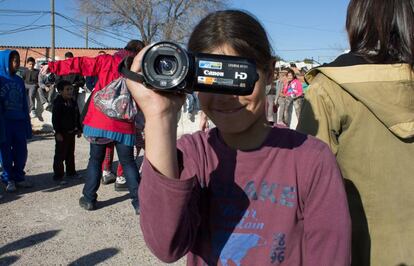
[297,53,414,266]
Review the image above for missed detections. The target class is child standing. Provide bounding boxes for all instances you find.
[126,10,351,265]
[22,57,40,118]
[52,80,82,185]
[0,50,33,192]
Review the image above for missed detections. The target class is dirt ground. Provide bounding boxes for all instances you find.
[0,133,186,266]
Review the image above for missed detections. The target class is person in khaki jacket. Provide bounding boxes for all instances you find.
[297,0,414,265]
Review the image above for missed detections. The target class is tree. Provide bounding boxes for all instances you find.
[76,0,227,45]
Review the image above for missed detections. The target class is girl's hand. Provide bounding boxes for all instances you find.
[199,111,209,132]
[126,46,185,123]
[40,64,50,75]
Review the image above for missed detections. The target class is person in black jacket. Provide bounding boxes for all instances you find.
[52,80,82,185]
[22,57,40,118]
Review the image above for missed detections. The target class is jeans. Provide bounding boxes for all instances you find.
[284,96,304,126]
[83,142,140,209]
[38,86,55,105]
[276,96,287,125]
[53,133,76,179]
[26,84,38,111]
[0,120,28,183]
[266,94,276,123]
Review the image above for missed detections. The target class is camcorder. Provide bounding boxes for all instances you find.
[119,41,259,95]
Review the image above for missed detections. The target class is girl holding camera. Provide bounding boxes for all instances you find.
[126,10,351,265]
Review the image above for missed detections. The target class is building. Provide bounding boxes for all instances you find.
[0,46,121,68]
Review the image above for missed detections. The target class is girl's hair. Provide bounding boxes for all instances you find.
[346,0,414,68]
[286,68,297,79]
[188,10,273,73]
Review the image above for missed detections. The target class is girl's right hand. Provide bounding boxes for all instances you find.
[40,64,50,75]
[126,46,186,123]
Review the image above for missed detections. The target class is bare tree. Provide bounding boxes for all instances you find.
[76,0,227,45]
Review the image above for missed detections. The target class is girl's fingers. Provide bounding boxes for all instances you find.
[130,46,151,73]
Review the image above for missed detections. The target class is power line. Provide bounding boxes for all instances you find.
[55,25,109,48]
[54,12,136,42]
[0,8,134,43]
[0,13,47,34]
[262,19,342,34]
[276,48,346,52]
[0,25,50,35]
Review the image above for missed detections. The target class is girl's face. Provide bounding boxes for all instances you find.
[198,44,270,135]
[287,73,294,82]
[60,85,74,100]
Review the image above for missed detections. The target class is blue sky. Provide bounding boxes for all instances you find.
[0,0,350,63]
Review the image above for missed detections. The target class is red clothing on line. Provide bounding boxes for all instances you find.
[48,52,135,134]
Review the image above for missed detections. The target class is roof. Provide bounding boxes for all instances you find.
[0,45,121,50]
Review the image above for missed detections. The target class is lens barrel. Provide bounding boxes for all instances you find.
[142,42,191,90]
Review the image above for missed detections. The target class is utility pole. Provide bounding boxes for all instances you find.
[85,17,89,48]
[51,0,55,61]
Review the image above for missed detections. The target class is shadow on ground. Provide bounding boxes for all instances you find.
[0,230,60,265]
[68,248,119,265]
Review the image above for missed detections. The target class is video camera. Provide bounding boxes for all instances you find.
[119,42,259,95]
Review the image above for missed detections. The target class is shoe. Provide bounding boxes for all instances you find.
[79,196,96,211]
[16,180,33,188]
[30,110,37,118]
[114,176,128,191]
[67,173,81,179]
[101,171,116,185]
[6,181,16,192]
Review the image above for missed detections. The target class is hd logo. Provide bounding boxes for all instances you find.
[235,72,248,80]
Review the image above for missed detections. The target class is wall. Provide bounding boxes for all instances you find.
[0,46,120,67]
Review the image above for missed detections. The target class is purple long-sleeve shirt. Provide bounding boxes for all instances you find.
[139,127,351,266]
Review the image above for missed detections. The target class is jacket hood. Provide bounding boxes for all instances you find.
[0,49,13,78]
[306,53,414,139]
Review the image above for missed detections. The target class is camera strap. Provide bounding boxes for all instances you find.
[118,56,145,84]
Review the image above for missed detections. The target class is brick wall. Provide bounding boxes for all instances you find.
[0,46,120,67]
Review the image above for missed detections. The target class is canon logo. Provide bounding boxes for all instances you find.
[204,70,224,77]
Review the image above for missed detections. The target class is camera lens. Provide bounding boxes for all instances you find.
[141,42,191,90]
[155,56,178,76]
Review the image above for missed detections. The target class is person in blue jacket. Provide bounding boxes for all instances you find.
[0,98,4,199]
[0,49,33,192]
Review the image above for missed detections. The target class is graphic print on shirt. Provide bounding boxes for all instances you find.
[0,82,24,111]
[210,178,296,265]
[212,231,265,266]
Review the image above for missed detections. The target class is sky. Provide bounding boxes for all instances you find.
[0,0,350,63]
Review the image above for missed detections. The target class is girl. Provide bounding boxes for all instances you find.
[297,0,414,264]
[281,68,303,127]
[127,10,351,265]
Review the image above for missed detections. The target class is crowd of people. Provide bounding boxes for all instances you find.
[1,0,413,265]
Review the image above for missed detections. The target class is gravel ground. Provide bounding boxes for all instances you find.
[0,134,186,266]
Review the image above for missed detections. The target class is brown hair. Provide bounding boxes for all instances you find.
[188,10,273,74]
[346,0,414,68]
[125,40,145,54]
